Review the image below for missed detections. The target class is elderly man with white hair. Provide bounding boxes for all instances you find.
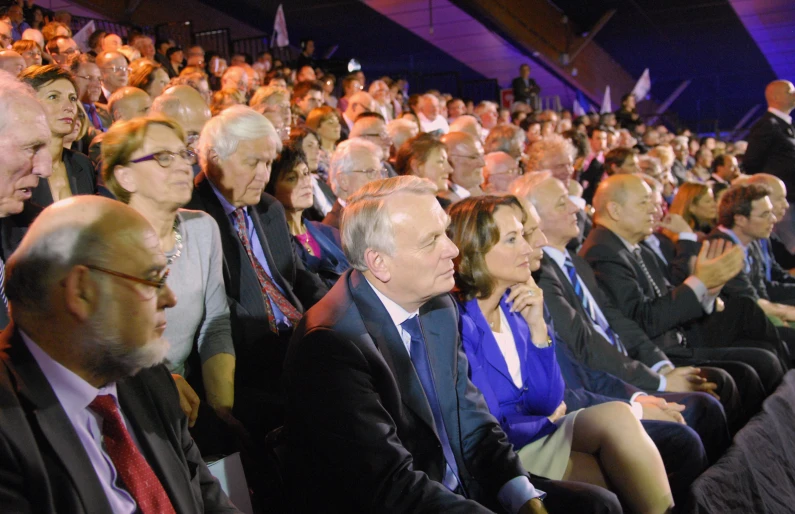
[186,105,328,438]
[483,151,520,193]
[386,117,419,154]
[418,93,450,135]
[322,137,384,229]
[449,114,484,142]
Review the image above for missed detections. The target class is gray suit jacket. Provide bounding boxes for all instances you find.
[0,326,239,513]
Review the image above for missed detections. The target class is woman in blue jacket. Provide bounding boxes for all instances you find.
[266,145,349,288]
[448,194,673,514]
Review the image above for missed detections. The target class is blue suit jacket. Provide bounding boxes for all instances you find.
[294,221,350,288]
[458,296,564,449]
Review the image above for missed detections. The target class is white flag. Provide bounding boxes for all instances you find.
[573,99,586,117]
[600,86,612,114]
[631,68,651,101]
[73,20,95,53]
[272,4,290,48]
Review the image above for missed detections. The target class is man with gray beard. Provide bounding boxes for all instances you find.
[0,196,239,513]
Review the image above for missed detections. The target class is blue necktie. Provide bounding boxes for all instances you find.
[759,239,772,282]
[401,316,461,493]
[563,255,628,355]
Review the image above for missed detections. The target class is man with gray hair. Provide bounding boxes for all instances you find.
[187,105,327,437]
[284,175,622,513]
[418,93,449,135]
[0,195,239,512]
[449,114,484,142]
[150,85,211,174]
[0,70,52,326]
[322,137,384,229]
[386,117,419,154]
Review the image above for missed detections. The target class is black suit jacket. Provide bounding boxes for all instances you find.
[0,202,43,329]
[537,252,669,391]
[511,76,540,105]
[321,199,344,230]
[0,327,238,513]
[744,112,795,200]
[580,225,704,356]
[185,173,328,394]
[284,270,528,512]
[30,149,97,207]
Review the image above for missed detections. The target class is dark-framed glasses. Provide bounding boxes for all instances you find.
[350,167,387,179]
[131,149,197,167]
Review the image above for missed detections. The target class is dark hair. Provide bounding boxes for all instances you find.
[19,64,77,92]
[395,133,446,176]
[354,111,385,123]
[166,46,183,59]
[88,30,107,50]
[711,153,733,173]
[265,145,308,197]
[604,147,636,175]
[291,80,323,103]
[717,184,772,229]
[562,129,589,160]
[447,195,528,302]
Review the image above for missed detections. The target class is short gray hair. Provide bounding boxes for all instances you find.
[0,70,36,135]
[525,134,576,171]
[386,118,419,150]
[249,85,290,110]
[328,137,383,195]
[509,171,553,208]
[198,104,282,170]
[342,176,437,271]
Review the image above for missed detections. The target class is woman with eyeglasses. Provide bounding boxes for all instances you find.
[448,195,674,514]
[12,40,42,68]
[102,115,239,430]
[20,65,97,207]
[265,145,349,288]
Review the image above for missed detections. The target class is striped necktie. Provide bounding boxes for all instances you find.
[563,255,627,355]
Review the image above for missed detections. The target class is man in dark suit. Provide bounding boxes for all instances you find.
[0,71,54,328]
[284,176,621,513]
[322,137,385,230]
[511,64,540,107]
[186,105,328,437]
[0,196,238,513]
[580,174,786,430]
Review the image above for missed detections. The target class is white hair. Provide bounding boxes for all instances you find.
[341,176,437,271]
[449,115,482,140]
[386,118,419,150]
[21,28,44,47]
[509,171,554,207]
[0,70,37,134]
[198,105,281,170]
[328,137,383,195]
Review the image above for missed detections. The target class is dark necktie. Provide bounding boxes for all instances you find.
[84,103,105,132]
[89,395,176,514]
[633,248,688,347]
[563,255,627,355]
[401,316,461,493]
[232,208,301,333]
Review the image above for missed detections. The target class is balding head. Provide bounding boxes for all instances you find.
[743,173,789,220]
[108,87,151,122]
[592,174,656,244]
[449,115,483,141]
[0,50,25,75]
[97,51,129,93]
[441,131,485,191]
[765,80,795,113]
[345,91,374,120]
[483,151,519,193]
[21,29,45,48]
[6,196,175,386]
[221,66,248,94]
[151,85,211,145]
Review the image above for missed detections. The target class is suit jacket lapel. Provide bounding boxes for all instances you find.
[117,377,193,513]
[348,271,438,436]
[462,298,517,390]
[2,328,113,513]
[194,175,239,289]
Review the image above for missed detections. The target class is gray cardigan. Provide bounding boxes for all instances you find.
[164,209,235,376]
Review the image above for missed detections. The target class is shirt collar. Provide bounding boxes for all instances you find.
[449,182,471,199]
[614,231,640,252]
[769,107,793,125]
[207,177,238,216]
[717,225,748,251]
[644,233,662,251]
[542,246,568,269]
[364,277,418,327]
[337,198,347,208]
[20,330,118,413]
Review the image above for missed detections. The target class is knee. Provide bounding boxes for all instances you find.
[591,402,640,434]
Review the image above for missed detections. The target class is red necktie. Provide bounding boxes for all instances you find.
[89,395,176,514]
[232,208,302,332]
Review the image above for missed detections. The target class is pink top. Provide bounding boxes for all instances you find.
[296,231,322,257]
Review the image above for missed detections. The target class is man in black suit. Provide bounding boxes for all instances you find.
[284,176,620,513]
[322,137,384,230]
[0,196,238,513]
[511,64,540,107]
[580,174,786,430]
[187,105,328,437]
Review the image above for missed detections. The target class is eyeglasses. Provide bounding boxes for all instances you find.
[86,265,170,296]
[361,132,391,143]
[103,65,128,74]
[350,167,387,179]
[75,75,102,83]
[131,149,197,167]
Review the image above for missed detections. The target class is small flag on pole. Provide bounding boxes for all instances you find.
[574,90,591,117]
[272,4,290,48]
[631,68,651,101]
[73,20,95,53]
[573,99,586,117]
[601,86,612,114]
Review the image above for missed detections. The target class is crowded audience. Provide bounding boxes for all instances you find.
[2,4,795,512]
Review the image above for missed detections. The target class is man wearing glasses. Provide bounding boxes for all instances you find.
[323,137,386,230]
[0,195,240,513]
[439,131,486,203]
[96,51,129,104]
[349,112,397,177]
[45,36,80,69]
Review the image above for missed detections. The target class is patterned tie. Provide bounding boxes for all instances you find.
[84,103,105,132]
[232,208,301,333]
[563,255,627,355]
[0,257,8,309]
[89,395,176,514]
[401,316,462,493]
[633,247,688,347]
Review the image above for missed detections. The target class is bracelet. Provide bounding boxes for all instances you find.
[534,335,553,349]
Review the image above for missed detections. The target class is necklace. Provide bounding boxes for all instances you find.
[167,217,183,265]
